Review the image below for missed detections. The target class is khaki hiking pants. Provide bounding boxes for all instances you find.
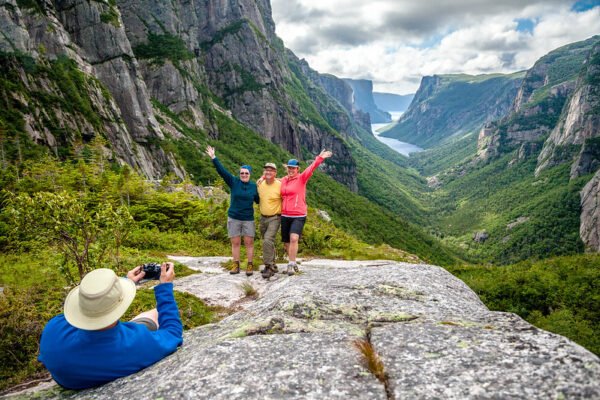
[260,215,281,266]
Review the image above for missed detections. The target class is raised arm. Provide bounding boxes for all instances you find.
[300,150,332,183]
[132,262,182,363]
[206,145,234,187]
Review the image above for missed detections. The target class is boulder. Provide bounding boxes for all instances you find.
[473,231,489,243]
[33,258,600,399]
[317,210,332,222]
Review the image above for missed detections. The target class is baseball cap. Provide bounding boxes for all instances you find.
[287,159,299,167]
[264,162,277,169]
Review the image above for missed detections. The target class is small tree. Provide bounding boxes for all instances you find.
[6,191,134,283]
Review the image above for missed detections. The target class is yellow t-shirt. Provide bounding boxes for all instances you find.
[257,179,282,216]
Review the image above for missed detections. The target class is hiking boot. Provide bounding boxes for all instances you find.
[261,265,273,279]
[230,261,240,274]
[286,264,295,276]
[271,264,279,273]
[246,262,254,276]
[293,264,299,273]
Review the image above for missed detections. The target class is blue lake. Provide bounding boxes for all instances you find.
[371,111,423,157]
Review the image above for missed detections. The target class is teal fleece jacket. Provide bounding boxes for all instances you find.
[212,157,259,221]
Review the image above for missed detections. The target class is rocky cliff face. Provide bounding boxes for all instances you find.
[343,78,391,124]
[293,55,371,136]
[0,0,181,178]
[536,41,600,177]
[383,73,523,148]
[476,37,597,165]
[373,92,414,113]
[580,169,600,251]
[35,258,600,399]
[1,0,359,189]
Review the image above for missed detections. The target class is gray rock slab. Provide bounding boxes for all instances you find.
[372,314,600,399]
[16,259,600,399]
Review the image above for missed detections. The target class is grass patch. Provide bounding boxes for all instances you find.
[239,282,257,298]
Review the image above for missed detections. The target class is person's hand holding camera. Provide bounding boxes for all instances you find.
[160,262,175,284]
[126,265,146,283]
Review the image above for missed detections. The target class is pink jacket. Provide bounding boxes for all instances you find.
[281,156,324,217]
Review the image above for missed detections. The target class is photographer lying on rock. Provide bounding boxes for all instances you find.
[38,262,183,390]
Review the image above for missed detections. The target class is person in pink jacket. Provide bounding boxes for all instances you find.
[281,150,332,275]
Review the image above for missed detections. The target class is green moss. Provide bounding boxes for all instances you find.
[133,33,194,65]
[368,312,417,323]
[16,0,45,14]
[100,8,120,27]
[199,20,246,51]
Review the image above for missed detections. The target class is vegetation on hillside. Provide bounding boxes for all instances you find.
[429,154,586,264]
[448,254,600,356]
[409,132,478,177]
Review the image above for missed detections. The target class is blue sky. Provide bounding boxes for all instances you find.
[271,0,600,94]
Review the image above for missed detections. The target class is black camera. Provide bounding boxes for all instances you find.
[141,262,162,280]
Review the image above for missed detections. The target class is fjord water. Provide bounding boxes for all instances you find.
[371,111,423,156]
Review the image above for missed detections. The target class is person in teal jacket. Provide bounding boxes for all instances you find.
[206,145,259,275]
[38,263,182,390]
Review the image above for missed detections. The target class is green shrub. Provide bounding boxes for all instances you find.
[448,254,600,355]
[133,33,194,64]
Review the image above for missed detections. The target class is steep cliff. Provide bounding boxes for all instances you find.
[382,72,524,148]
[297,65,371,133]
[373,92,414,113]
[343,78,391,123]
[0,0,361,188]
[0,0,181,178]
[536,40,600,177]
[477,37,598,164]
[581,169,600,252]
[115,0,358,188]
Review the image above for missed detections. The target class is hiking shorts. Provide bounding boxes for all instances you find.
[281,216,306,243]
[227,217,255,238]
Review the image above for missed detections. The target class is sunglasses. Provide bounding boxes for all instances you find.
[240,172,250,175]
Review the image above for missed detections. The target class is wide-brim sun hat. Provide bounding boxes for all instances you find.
[64,268,136,330]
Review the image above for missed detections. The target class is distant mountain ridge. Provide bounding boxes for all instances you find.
[380,72,525,148]
[343,78,392,123]
[373,92,414,112]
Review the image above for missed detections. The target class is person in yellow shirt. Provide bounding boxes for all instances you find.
[257,162,282,278]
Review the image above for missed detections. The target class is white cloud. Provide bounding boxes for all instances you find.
[271,0,600,94]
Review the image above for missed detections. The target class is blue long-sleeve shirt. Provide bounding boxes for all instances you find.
[38,282,183,390]
[212,157,259,221]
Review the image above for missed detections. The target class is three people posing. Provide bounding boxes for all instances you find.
[207,145,332,277]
